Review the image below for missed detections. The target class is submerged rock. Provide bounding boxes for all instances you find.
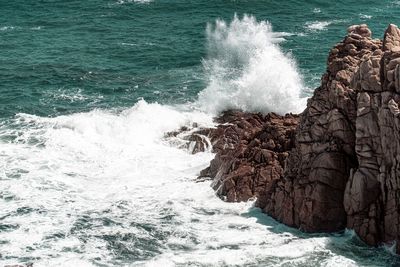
[191,24,400,253]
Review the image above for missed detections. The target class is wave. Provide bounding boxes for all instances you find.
[196,14,306,115]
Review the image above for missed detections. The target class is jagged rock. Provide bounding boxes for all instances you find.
[164,125,212,154]
[263,24,378,233]
[383,24,400,52]
[192,23,400,253]
[265,24,400,251]
[195,110,299,203]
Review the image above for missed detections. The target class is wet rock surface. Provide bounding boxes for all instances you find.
[184,24,400,253]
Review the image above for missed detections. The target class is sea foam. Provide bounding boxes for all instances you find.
[305,21,332,31]
[196,15,306,115]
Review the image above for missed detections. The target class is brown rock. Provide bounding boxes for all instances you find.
[194,110,299,204]
[383,24,400,51]
[270,24,400,253]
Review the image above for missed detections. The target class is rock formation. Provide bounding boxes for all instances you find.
[198,111,299,203]
[264,24,381,233]
[344,24,400,250]
[190,24,400,253]
[166,111,299,201]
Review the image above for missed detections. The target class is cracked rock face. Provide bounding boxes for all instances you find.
[198,110,299,203]
[267,23,400,250]
[196,24,400,252]
[263,24,375,233]
[344,24,400,249]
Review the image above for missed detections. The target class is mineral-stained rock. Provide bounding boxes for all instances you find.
[189,24,400,253]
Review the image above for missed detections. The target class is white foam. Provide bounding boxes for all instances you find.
[313,8,322,13]
[196,14,306,115]
[0,101,215,265]
[120,42,139,46]
[359,14,372,19]
[0,26,15,31]
[117,0,152,4]
[49,88,91,102]
[322,256,358,267]
[0,26,42,31]
[305,21,332,31]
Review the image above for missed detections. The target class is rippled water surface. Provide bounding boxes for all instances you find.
[1,1,400,266]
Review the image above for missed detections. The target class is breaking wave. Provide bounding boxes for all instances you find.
[197,15,306,115]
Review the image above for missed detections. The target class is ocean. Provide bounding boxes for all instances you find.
[1,0,400,266]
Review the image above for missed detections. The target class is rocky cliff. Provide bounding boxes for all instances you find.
[190,24,400,252]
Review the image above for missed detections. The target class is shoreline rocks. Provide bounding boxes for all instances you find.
[198,111,299,203]
[184,24,400,253]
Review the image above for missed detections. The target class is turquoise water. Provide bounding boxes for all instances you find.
[1,1,400,266]
[1,0,399,118]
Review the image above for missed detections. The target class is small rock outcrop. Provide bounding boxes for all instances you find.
[190,24,400,253]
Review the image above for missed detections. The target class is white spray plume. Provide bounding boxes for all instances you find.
[197,14,306,115]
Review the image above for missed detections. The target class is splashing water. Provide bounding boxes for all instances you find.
[197,15,306,115]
